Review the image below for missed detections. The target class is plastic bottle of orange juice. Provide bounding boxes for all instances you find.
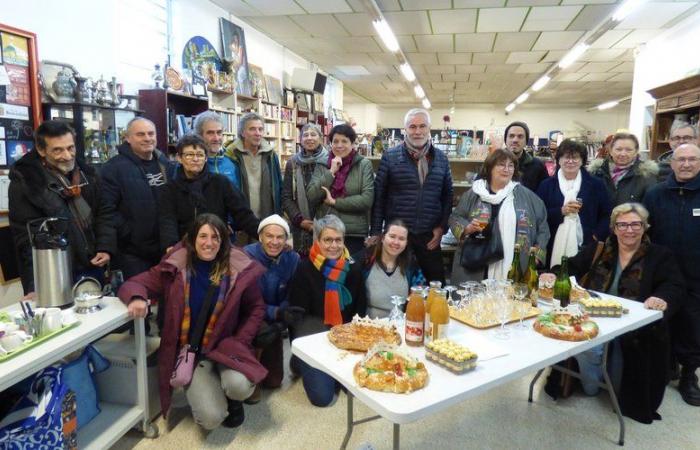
[430,288,449,341]
[424,281,442,344]
[405,287,426,346]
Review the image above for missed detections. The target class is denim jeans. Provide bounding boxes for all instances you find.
[575,340,623,395]
[292,356,338,407]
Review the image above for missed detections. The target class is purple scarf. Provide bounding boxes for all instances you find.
[329,150,356,198]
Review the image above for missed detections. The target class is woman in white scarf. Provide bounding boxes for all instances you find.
[449,149,550,283]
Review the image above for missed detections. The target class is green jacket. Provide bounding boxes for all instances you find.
[307,154,374,237]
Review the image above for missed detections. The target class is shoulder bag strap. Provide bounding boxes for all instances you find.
[189,284,218,352]
[580,241,605,287]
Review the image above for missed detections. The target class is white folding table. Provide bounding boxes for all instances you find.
[292,294,662,449]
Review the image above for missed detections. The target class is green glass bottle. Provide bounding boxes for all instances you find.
[507,244,523,282]
[554,256,572,307]
[523,247,539,305]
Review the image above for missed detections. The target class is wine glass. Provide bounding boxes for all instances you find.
[493,297,512,340]
[469,204,491,239]
[444,285,457,304]
[512,283,530,330]
[388,295,405,327]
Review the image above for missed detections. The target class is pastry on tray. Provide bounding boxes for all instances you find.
[425,339,478,374]
[353,343,428,394]
[579,298,624,317]
[533,304,599,341]
[328,315,401,352]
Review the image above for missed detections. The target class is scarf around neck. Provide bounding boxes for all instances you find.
[329,150,356,198]
[179,272,230,350]
[405,140,430,185]
[46,164,93,236]
[551,169,583,267]
[293,146,329,219]
[472,179,518,279]
[309,240,352,326]
[610,159,635,186]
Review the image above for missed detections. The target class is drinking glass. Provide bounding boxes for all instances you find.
[469,204,491,239]
[512,283,530,330]
[493,297,512,340]
[388,295,405,327]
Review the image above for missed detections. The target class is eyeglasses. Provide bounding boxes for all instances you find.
[670,135,695,143]
[672,157,700,164]
[561,156,582,163]
[320,237,344,246]
[614,221,643,231]
[182,152,206,160]
[495,162,515,171]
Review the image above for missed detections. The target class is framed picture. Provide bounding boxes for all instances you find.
[284,89,294,108]
[248,64,267,101]
[219,18,252,97]
[295,92,308,112]
[264,75,282,105]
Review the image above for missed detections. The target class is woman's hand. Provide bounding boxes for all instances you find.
[300,219,314,232]
[127,298,149,318]
[321,186,336,206]
[643,296,667,311]
[561,200,582,216]
[464,219,485,237]
[329,156,343,176]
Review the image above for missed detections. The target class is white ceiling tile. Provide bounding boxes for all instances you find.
[414,35,454,52]
[246,16,309,37]
[506,51,547,64]
[430,9,478,33]
[567,4,618,31]
[211,0,262,16]
[384,11,432,35]
[296,0,353,13]
[558,61,585,72]
[485,64,518,73]
[580,48,627,62]
[613,29,662,48]
[336,53,377,65]
[619,49,636,61]
[442,73,470,82]
[455,33,496,52]
[399,0,451,9]
[608,72,634,82]
[561,0,617,6]
[289,15,350,37]
[431,81,456,90]
[338,37,384,52]
[553,72,586,82]
[493,32,541,51]
[611,61,634,72]
[248,0,306,15]
[295,37,344,52]
[376,0,402,10]
[455,0,506,6]
[522,5,583,31]
[455,64,487,73]
[418,74,445,82]
[477,7,529,32]
[515,62,551,73]
[370,52,401,64]
[364,65,398,75]
[507,0,560,5]
[382,81,407,91]
[406,53,439,65]
[589,30,631,49]
[472,52,510,64]
[334,13,377,36]
[541,50,567,62]
[397,35,418,52]
[425,65,456,74]
[616,1,696,30]
[579,61,621,72]
[455,81,481,90]
[438,53,473,64]
[532,31,585,50]
[578,73,617,82]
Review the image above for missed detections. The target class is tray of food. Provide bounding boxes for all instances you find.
[328,315,401,352]
[576,297,627,317]
[449,305,540,329]
[425,339,478,374]
[533,304,599,341]
[353,343,428,394]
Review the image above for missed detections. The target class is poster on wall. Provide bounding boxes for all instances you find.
[248,65,267,101]
[219,18,252,97]
[1,32,28,67]
[5,64,30,106]
[182,36,222,93]
[6,140,31,165]
[265,75,282,105]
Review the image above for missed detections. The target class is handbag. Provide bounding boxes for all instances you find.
[170,285,217,388]
[579,241,605,288]
[459,214,504,271]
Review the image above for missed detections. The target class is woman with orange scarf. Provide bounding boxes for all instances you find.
[288,214,367,406]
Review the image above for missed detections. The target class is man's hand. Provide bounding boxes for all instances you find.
[644,296,667,311]
[91,252,110,267]
[23,292,37,301]
[127,298,149,318]
[278,305,305,325]
[329,156,343,176]
[426,226,443,250]
[365,235,380,247]
[300,219,314,232]
[321,186,336,206]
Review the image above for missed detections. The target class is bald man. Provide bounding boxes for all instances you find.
[101,117,176,278]
[645,142,700,406]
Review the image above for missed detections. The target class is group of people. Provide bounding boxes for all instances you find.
[7,107,700,431]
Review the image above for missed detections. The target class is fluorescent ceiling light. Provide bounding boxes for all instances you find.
[400,63,416,82]
[613,0,647,22]
[597,100,619,110]
[505,103,516,113]
[422,98,431,109]
[373,19,400,52]
[515,92,529,104]
[559,44,589,69]
[414,85,425,98]
[532,75,551,92]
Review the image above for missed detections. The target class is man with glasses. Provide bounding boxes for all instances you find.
[657,122,698,182]
[8,120,115,297]
[101,117,176,279]
[645,142,700,406]
[370,108,453,284]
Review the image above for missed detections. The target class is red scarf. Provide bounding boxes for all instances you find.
[329,150,356,198]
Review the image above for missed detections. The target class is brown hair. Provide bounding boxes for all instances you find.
[556,138,588,167]
[479,148,519,185]
[611,132,639,151]
[184,213,231,285]
[175,134,208,155]
[370,220,411,276]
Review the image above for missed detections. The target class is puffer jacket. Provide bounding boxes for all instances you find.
[307,153,374,237]
[244,243,300,322]
[589,157,659,206]
[370,143,453,235]
[656,150,673,182]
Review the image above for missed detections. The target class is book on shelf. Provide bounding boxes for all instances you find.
[262,103,279,119]
[280,122,294,139]
[215,110,236,134]
[280,107,293,122]
[264,122,278,137]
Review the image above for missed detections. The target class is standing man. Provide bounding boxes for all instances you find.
[657,122,698,182]
[101,117,176,279]
[224,112,282,223]
[9,121,115,295]
[645,142,700,406]
[504,121,548,192]
[370,108,453,284]
[193,111,240,188]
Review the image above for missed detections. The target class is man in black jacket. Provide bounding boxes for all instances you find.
[101,117,176,278]
[504,121,548,192]
[369,108,453,283]
[8,121,115,295]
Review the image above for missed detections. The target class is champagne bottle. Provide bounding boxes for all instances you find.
[554,256,572,307]
[523,247,539,306]
[507,244,523,282]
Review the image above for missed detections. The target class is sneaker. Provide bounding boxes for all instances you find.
[222,400,244,428]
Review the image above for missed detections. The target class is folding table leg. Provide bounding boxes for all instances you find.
[393,423,400,450]
[528,368,545,402]
[601,342,625,446]
[340,392,354,450]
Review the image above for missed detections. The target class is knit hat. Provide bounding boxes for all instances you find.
[504,121,530,144]
[258,214,290,237]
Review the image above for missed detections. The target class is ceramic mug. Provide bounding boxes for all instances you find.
[0,331,33,351]
[61,310,78,326]
[43,308,63,333]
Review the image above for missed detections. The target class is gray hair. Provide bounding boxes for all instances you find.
[126,117,155,135]
[673,142,700,157]
[403,108,431,128]
[670,121,698,139]
[301,123,323,137]
[313,214,346,240]
[610,202,650,232]
[193,111,223,136]
[238,112,264,140]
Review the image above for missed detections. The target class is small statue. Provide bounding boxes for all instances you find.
[95,76,110,105]
[108,76,121,107]
[52,67,77,102]
[152,64,164,88]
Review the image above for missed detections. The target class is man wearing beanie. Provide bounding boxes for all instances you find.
[504,121,548,192]
[244,214,303,402]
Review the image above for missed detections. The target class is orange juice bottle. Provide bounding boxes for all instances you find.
[424,281,442,344]
[430,288,449,341]
[405,287,426,346]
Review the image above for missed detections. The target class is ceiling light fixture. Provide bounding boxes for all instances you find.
[559,43,589,69]
[505,103,516,113]
[372,19,400,52]
[532,75,551,92]
[612,0,647,22]
[422,98,431,109]
[597,100,620,110]
[414,85,425,98]
[515,92,529,104]
[400,63,416,82]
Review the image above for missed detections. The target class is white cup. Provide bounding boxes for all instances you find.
[0,322,19,334]
[0,331,33,351]
[61,309,78,326]
[43,308,63,333]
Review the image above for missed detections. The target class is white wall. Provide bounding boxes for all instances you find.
[629,10,700,142]
[346,103,380,134]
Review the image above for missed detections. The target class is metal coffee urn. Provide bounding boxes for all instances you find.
[28,217,73,308]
